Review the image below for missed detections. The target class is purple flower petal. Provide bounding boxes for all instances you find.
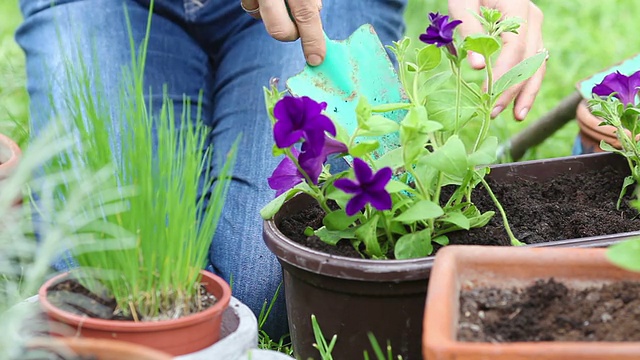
[368,167,393,192]
[335,157,393,216]
[593,70,640,107]
[368,191,392,212]
[420,12,462,48]
[345,193,369,216]
[299,136,349,184]
[268,149,303,196]
[353,158,373,183]
[334,178,360,194]
[272,95,337,153]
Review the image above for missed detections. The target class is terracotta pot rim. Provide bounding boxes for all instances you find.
[38,269,231,332]
[27,337,173,359]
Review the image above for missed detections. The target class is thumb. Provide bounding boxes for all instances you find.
[448,0,485,69]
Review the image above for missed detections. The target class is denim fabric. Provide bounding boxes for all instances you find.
[16,0,407,337]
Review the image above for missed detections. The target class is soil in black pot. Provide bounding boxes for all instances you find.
[46,278,217,321]
[458,278,640,342]
[278,164,640,258]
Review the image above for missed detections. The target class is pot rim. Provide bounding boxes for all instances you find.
[424,245,640,357]
[27,337,173,359]
[38,269,231,332]
[263,216,434,281]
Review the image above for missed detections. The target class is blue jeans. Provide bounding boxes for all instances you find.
[16,0,407,337]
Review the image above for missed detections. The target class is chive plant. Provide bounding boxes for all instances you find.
[45,5,238,320]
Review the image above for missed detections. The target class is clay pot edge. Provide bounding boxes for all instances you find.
[38,269,231,332]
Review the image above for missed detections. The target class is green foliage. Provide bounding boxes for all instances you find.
[262,9,538,259]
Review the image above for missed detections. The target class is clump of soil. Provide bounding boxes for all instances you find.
[46,278,217,321]
[458,278,640,342]
[278,165,640,259]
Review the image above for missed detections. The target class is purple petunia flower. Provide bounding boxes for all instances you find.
[268,138,348,196]
[593,70,640,107]
[267,148,304,197]
[273,96,337,156]
[299,137,348,184]
[419,12,462,48]
[334,158,393,216]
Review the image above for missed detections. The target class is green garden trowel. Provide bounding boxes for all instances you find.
[286,25,408,163]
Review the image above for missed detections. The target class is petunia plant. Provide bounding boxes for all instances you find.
[589,70,640,208]
[261,8,547,259]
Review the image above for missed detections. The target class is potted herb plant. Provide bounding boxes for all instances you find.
[0,122,171,360]
[261,8,549,360]
[34,9,237,356]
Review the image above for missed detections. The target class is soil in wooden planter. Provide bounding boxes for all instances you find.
[46,278,217,321]
[278,165,640,258]
[458,278,640,342]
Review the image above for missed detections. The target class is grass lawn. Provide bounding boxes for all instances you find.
[3,0,640,160]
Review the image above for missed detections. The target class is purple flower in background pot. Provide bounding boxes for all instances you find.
[334,158,393,216]
[273,96,336,156]
[593,70,640,107]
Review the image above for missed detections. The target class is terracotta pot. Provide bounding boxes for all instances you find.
[423,245,640,360]
[38,270,231,356]
[575,99,640,154]
[263,151,640,359]
[27,337,172,360]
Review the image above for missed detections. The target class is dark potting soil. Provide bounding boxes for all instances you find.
[46,278,217,321]
[458,278,640,342]
[278,165,640,259]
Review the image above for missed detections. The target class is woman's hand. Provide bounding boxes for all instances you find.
[449,0,546,121]
[241,0,326,66]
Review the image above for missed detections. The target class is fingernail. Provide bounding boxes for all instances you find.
[469,52,485,68]
[491,105,503,118]
[518,107,529,120]
[307,54,323,66]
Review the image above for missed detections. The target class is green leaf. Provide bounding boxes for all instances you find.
[304,227,315,237]
[315,226,357,246]
[419,71,452,99]
[416,44,442,72]
[469,210,495,228]
[394,200,444,224]
[406,62,419,73]
[424,135,469,179]
[349,140,380,157]
[355,96,372,130]
[259,188,301,219]
[323,209,357,231]
[386,180,413,194]
[374,147,404,170]
[492,52,546,98]
[371,102,412,113]
[425,90,479,131]
[358,115,400,137]
[617,175,636,210]
[433,235,449,246]
[461,35,500,59]
[394,230,433,259]
[355,215,383,258]
[468,136,498,166]
[608,238,640,272]
[440,211,470,230]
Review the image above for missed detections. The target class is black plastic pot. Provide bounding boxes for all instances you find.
[262,151,639,360]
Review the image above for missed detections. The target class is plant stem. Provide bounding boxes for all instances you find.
[473,57,494,152]
[479,175,524,246]
[453,60,462,135]
[286,148,332,213]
